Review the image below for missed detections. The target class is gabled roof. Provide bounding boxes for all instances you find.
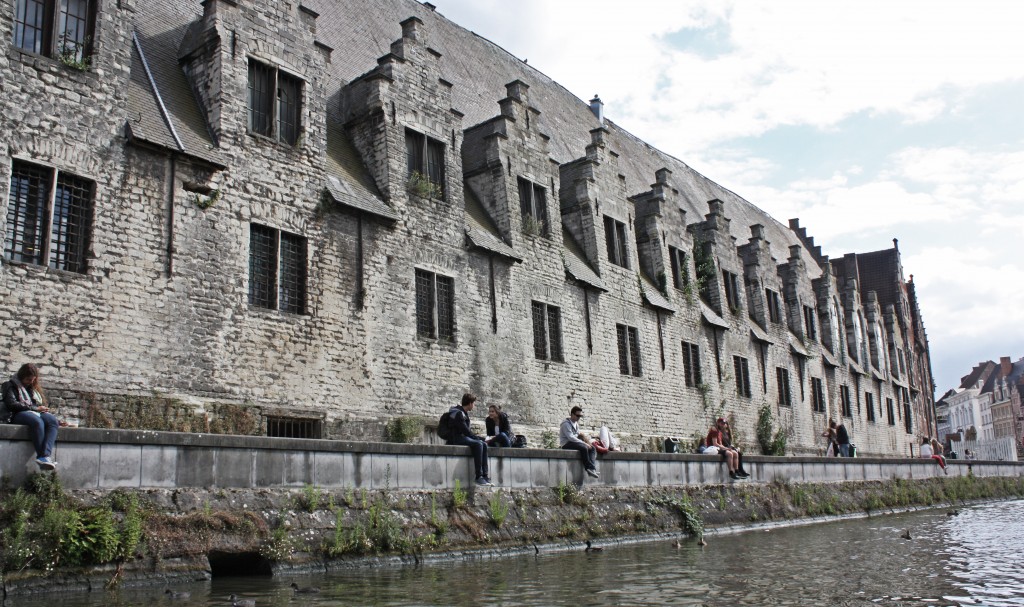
[324,118,397,223]
[561,227,606,291]
[463,184,521,262]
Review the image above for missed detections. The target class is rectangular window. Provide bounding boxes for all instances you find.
[840,385,852,418]
[766,289,782,324]
[803,305,817,341]
[248,224,307,314]
[604,216,629,268]
[616,323,641,376]
[866,392,876,422]
[531,301,563,362]
[723,270,741,311]
[886,397,896,426]
[266,416,322,439]
[248,59,303,145]
[5,160,93,273]
[406,129,446,199]
[681,341,701,387]
[733,356,751,397]
[518,177,548,235]
[13,0,96,64]
[777,367,792,406]
[811,377,826,412]
[415,269,455,341]
[668,246,689,290]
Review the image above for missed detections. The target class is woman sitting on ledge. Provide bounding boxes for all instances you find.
[920,436,947,474]
[2,363,60,470]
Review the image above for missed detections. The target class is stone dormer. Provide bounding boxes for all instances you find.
[780,243,814,340]
[631,168,689,296]
[739,224,781,329]
[689,199,743,316]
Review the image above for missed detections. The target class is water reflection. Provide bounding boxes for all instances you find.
[4,500,1023,607]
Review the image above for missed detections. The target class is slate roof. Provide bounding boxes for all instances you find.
[639,274,676,313]
[699,302,730,330]
[464,184,521,262]
[561,228,606,291]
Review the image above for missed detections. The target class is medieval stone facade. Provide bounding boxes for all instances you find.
[0,0,936,455]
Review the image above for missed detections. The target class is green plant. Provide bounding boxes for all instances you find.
[385,416,423,443]
[259,525,295,562]
[56,35,91,70]
[540,430,558,449]
[488,494,510,528]
[697,382,713,410]
[555,481,586,506]
[429,494,449,537]
[191,188,221,210]
[407,171,443,200]
[522,214,546,236]
[298,484,325,512]
[452,479,468,509]
[757,402,778,455]
[692,238,717,304]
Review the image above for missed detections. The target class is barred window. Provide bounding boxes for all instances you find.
[669,246,689,290]
[415,269,455,341]
[733,355,751,398]
[518,177,548,236]
[5,159,93,273]
[604,216,628,268]
[840,385,852,418]
[681,341,701,387]
[531,301,563,362]
[803,305,817,341]
[866,392,876,422]
[723,271,741,311]
[776,367,792,406]
[406,129,446,199]
[248,224,307,314]
[13,0,96,64]
[616,323,641,376]
[766,289,782,324]
[811,377,826,412]
[886,397,896,426]
[266,416,322,439]
[248,59,303,145]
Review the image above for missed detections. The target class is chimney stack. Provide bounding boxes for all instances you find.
[589,95,604,124]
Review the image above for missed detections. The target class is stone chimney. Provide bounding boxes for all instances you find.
[1001,356,1013,376]
[590,95,604,124]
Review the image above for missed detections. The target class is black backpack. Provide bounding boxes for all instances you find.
[437,410,453,441]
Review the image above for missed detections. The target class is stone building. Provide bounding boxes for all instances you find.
[0,0,936,455]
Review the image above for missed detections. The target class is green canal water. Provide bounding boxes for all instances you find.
[5,499,1023,606]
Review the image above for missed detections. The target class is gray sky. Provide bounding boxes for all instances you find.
[433,0,1024,396]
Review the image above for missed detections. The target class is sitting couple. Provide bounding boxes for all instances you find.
[699,417,749,479]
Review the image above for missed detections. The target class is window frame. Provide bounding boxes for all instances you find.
[681,341,701,387]
[405,129,447,200]
[723,270,741,312]
[803,305,818,341]
[840,384,852,418]
[776,367,792,407]
[811,376,826,412]
[13,0,97,65]
[5,159,94,274]
[866,391,876,422]
[603,215,629,269]
[518,177,548,236]
[616,323,642,377]
[733,355,752,397]
[248,223,308,314]
[766,289,782,324]
[886,397,896,426]
[531,300,564,362]
[415,268,455,342]
[668,245,690,290]
[247,58,304,146]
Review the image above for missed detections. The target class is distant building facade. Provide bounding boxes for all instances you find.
[0,0,936,455]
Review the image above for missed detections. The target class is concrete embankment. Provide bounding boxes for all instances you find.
[1,426,1022,595]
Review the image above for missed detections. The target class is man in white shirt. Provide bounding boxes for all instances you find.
[559,406,599,478]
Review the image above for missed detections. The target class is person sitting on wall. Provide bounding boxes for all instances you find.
[560,406,599,478]
[717,417,750,476]
[707,422,743,479]
[484,404,513,448]
[920,436,948,474]
[448,393,493,486]
[836,419,851,457]
[696,437,716,455]
[2,363,60,470]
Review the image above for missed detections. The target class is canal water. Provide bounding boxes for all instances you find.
[4,499,1023,607]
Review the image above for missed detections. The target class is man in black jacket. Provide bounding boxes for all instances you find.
[447,393,492,486]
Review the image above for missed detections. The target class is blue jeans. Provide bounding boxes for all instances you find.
[450,434,489,479]
[839,444,850,457]
[13,411,59,459]
[562,441,597,471]
[489,432,513,448]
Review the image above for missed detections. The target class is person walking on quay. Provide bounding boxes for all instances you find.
[560,406,599,478]
[836,419,851,457]
[485,404,513,448]
[2,363,60,470]
[823,420,839,457]
[446,393,493,486]
[716,417,750,476]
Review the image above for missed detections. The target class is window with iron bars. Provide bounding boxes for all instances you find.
[766,288,782,324]
[415,269,455,341]
[248,59,303,145]
[681,341,701,387]
[518,177,548,236]
[604,216,629,269]
[405,129,446,199]
[811,377,826,412]
[669,246,689,290]
[248,224,307,314]
[5,159,93,273]
[777,367,792,406]
[531,301,563,362]
[840,384,852,417]
[616,323,641,376]
[266,416,322,439]
[733,355,752,397]
[13,0,96,65]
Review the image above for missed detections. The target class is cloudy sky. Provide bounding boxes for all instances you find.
[434,0,1024,396]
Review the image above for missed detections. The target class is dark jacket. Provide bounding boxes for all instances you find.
[836,423,850,445]
[485,412,512,437]
[2,379,44,423]
[448,406,482,441]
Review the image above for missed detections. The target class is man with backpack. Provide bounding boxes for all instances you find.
[439,393,492,486]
